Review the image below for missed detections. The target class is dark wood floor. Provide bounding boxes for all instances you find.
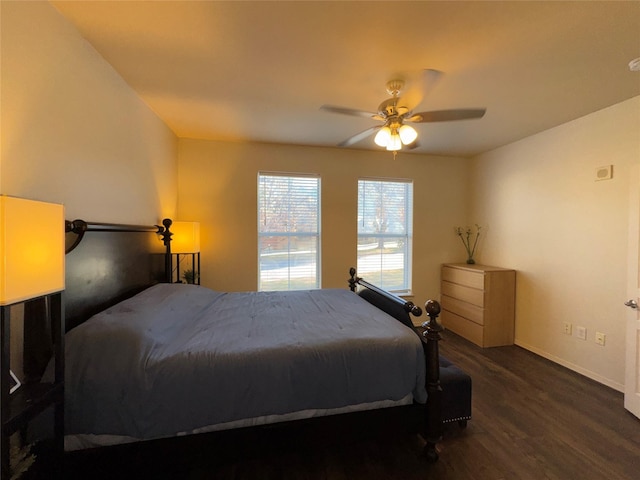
[64,331,640,479]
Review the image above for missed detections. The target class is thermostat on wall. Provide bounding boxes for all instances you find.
[595,165,613,181]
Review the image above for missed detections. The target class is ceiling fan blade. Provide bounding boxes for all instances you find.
[397,69,443,112]
[320,105,378,119]
[422,68,443,93]
[338,126,381,147]
[407,108,486,123]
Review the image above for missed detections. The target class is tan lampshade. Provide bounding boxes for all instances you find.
[171,221,200,253]
[0,196,65,306]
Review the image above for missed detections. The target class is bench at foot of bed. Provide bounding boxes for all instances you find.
[440,356,472,428]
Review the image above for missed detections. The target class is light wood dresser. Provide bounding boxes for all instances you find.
[440,263,516,347]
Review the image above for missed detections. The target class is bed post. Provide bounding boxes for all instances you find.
[348,267,358,292]
[422,299,443,462]
[159,218,173,283]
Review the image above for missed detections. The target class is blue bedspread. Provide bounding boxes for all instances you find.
[64,284,426,440]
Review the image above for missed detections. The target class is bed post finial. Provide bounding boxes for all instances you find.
[422,299,443,462]
[348,267,359,292]
[160,218,173,248]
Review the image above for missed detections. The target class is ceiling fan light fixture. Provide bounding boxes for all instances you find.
[399,124,418,144]
[374,126,391,147]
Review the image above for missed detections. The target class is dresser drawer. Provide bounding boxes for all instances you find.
[442,266,485,289]
[441,280,485,307]
[441,309,484,346]
[440,295,484,325]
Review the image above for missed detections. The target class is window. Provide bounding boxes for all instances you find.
[357,179,413,293]
[258,173,320,291]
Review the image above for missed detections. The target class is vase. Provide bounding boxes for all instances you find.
[466,257,475,264]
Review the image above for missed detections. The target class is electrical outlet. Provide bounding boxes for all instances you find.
[563,322,572,335]
[576,326,587,340]
[595,332,606,346]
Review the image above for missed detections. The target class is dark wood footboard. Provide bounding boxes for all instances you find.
[348,268,442,461]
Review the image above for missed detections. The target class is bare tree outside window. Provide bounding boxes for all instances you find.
[357,179,413,292]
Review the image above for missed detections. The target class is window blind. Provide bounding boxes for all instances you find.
[258,174,320,291]
[357,179,413,292]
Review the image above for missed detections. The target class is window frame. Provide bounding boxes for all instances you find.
[257,172,321,291]
[357,177,413,294]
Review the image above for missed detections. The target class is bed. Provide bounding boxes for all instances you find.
[60,218,445,461]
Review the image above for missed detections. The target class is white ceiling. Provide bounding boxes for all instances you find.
[51,1,640,157]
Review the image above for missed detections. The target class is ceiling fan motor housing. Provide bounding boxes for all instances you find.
[378,98,410,119]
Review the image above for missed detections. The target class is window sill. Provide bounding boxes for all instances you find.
[393,291,413,298]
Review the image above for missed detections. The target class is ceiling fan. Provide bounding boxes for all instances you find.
[320,69,486,152]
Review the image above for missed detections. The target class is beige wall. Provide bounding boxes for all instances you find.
[0,1,178,223]
[178,139,470,310]
[0,1,178,380]
[470,97,640,390]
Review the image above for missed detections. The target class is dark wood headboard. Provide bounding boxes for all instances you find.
[64,221,167,331]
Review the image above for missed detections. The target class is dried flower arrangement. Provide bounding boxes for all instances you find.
[455,224,482,264]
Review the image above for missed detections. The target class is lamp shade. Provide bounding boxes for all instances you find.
[386,132,402,151]
[171,221,200,253]
[0,196,65,306]
[399,124,418,145]
[374,127,391,147]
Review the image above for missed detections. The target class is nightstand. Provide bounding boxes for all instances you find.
[1,294,64,479]
[170,253,201,285]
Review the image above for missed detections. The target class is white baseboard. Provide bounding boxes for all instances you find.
[514,340,624,393]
